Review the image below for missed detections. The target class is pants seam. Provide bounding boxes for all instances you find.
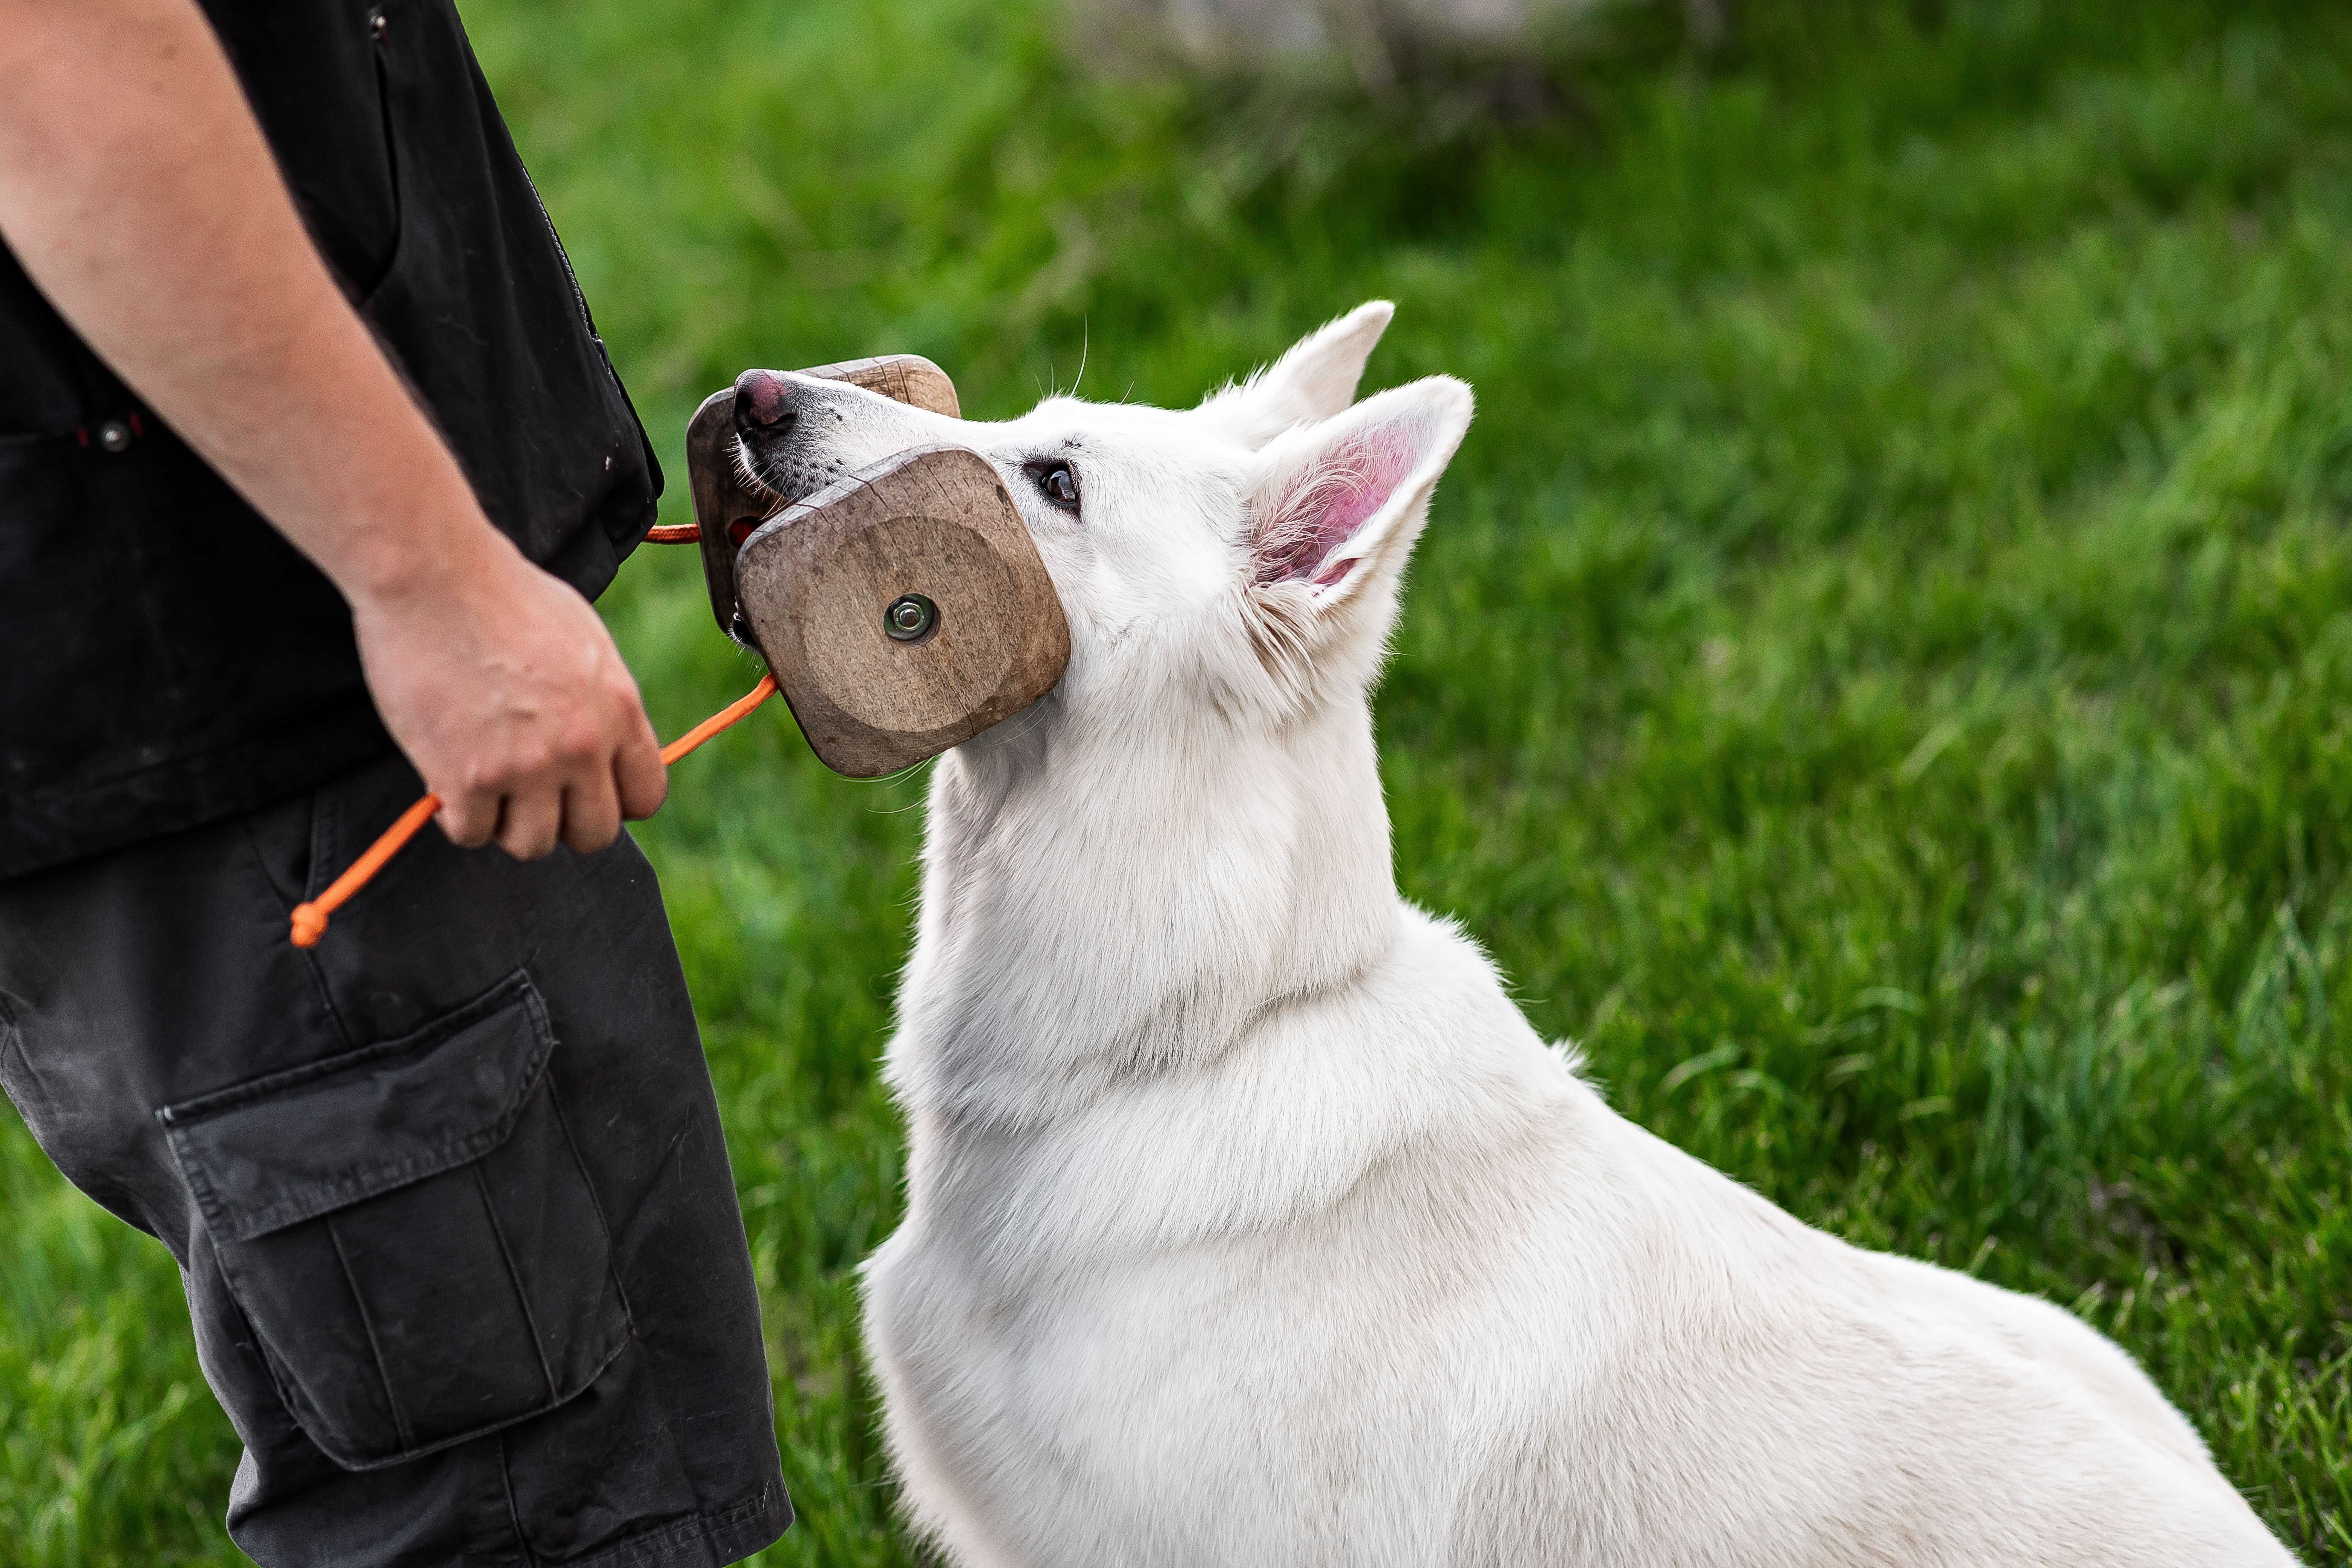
[497,1430,545,1568]
[474,1158,562,1402]
[326,1216,413,1453]
[547,1070,641,1335]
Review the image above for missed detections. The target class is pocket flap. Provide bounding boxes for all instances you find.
[160,972,556,1243]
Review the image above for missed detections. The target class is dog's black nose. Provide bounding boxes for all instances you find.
[733,369,795,431]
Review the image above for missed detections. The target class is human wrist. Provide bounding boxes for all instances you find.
[331,478,521,613]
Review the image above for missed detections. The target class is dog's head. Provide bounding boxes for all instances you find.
[731,302,1472,753]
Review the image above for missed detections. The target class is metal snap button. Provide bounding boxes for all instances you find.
[368,8,388,42]
[95,420,133,454]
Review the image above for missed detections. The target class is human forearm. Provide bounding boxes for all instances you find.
[0,0,504,601]
[0,0,665,854]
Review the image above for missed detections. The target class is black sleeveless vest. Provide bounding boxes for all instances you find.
[0,0,661,878]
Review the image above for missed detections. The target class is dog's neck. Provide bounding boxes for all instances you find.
[886,688,1400,1132]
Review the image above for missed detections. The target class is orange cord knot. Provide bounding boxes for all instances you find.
[289,902,330,948]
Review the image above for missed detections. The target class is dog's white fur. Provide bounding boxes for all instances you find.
[745,305,2297,1565]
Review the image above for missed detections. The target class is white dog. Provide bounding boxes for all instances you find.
[734,305,2298,1566]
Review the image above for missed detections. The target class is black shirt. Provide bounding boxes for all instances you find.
[0,0,662,879]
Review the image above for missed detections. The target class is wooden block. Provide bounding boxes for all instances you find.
[686,353,959,633]
[733,446,1071,776]
[793,353,960,417]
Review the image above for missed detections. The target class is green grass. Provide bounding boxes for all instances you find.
[6,0,2352,1560]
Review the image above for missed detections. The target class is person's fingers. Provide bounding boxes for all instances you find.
[614,728,668,821]
[437,786,501,849]
[495,783,564,860]
[559,767,623,854]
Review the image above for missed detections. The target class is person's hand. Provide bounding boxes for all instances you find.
[351,526,667,859]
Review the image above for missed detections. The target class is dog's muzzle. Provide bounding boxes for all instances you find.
[684,356,1070,778]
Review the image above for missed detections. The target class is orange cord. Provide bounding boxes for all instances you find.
[288,795,442,947]
[286,518,736,947]
[655,671,778,766]
[289,672,779,948]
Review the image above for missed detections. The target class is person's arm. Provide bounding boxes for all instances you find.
[0,0,664,858]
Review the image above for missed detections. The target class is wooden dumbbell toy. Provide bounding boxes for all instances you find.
[684,355,1070,776]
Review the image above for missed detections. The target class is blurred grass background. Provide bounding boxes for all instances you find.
[5,0,2352,1560]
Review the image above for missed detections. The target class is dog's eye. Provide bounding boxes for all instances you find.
[1032,461,1080,511]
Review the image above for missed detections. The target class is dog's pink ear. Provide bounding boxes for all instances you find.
[1249,375,1473,611]
[1200,302,1395,448]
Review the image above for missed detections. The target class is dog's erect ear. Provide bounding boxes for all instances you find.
[1246,374,1473,655]
[1199,302,1395,449]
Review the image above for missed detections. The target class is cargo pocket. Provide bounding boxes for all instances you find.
[158,971,631,1470]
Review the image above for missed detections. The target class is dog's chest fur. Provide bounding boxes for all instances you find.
[865,877,1603,1566]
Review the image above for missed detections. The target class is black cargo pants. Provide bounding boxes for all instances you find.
[0,751,791,1566]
